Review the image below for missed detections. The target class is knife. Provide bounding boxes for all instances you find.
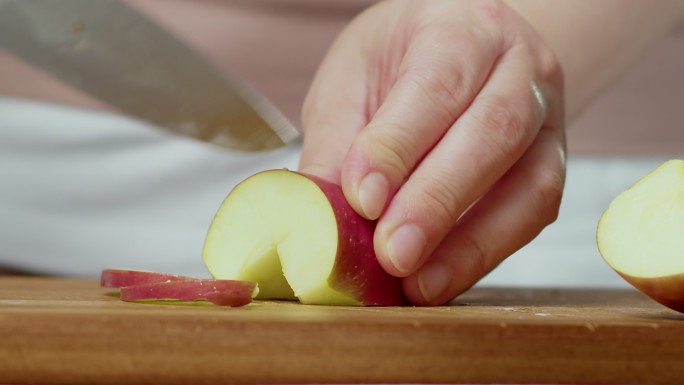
[0,0,299,151]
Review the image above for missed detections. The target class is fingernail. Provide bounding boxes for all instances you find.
[357,172,389,220]
[417,262,451,304]
[386,224,426,274]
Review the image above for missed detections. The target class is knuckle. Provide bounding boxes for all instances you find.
[472,96,528,153]
[358,124,415,180]
[404,64,468,116]
[458,229,491,280]
[471,0,506,24]
[533,168,564,224]
[538,46,564,87]
[418,175,464,227]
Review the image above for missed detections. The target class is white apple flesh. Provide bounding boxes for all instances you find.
[597,159,684,313]
[202,169,405,306]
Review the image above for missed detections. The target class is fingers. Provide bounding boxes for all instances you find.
[403,124,567,305]
[340,19,503,219]
[300,0,566,299]
[372,43,557,277]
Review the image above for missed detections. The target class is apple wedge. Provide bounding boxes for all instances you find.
[597,159,684,313]
[202,169,406,306]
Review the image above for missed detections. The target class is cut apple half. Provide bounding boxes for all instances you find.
[597,159,684,313]
[202,169,405,306]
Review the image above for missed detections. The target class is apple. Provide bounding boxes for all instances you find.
[101,269,258,307]
[597,159,684,313]
[100,269,191,288]
[119,279,258,307]
[202,169,406,306]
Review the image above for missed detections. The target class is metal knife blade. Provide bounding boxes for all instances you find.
[0,0,299,151]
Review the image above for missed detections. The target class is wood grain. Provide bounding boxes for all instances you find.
[1,277,683,384]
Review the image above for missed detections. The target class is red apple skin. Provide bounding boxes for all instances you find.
[119,279,257,307]
[618,272,684,313]
[301,173,407,306]
[100,269,191,288]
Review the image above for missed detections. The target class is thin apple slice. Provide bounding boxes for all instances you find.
[119,279,258,307]
[597,159,684,313]
[100,269,191,288]
[202,169,406,306]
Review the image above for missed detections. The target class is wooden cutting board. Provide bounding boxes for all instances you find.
[1,277,684,385]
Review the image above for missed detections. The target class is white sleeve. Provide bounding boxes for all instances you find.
[0,97,300,277]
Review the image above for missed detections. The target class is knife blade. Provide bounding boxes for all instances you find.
[0,0,299,151]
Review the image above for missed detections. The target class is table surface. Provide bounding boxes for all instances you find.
[1,277,684,384]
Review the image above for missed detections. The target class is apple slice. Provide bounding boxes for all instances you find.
[202,169,406,306]
[100,269,191,288]
[597,159,684,313]
[100,269,258,307]
[119,279,258,307]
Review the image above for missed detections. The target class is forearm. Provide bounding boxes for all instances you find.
[506,0,684,121]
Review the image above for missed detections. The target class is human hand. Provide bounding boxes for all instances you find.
[299,0,566,305]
